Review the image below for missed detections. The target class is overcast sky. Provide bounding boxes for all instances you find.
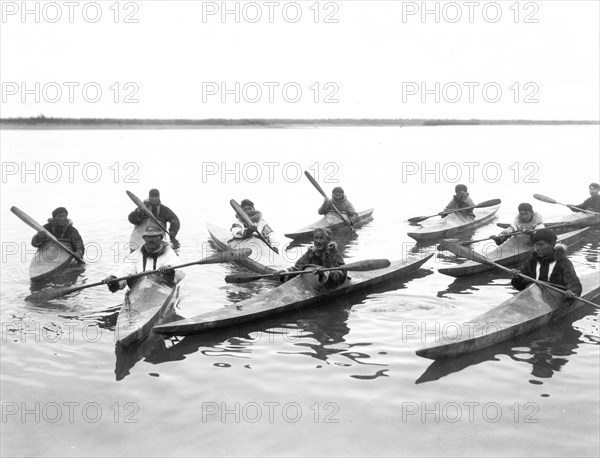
[1,0,598,120]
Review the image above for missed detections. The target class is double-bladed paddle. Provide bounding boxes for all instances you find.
[224,258,391,283]
[407,199,501,223]
[457,222,576,246]
[230,199,279,255]
[533,194,598,215]
[438,239,599,308]
[11,206,85,264]
[26,248,252,301]
[304,170,356,233]
[126,190,171,236]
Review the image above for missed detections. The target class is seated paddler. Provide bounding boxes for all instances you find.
[128,188,181,239]
[103,225,185,292]
[440,184,475,218]
[274,227,346,287]
[511,228,581,299]
[568,182,600,213]
[491,203,544,245]
[318,186,359,224]
[31,206,85,263]
[231,199,276,245]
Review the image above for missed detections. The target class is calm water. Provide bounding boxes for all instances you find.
[1,125,599,457]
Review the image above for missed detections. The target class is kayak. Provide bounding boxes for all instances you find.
[416,271,600,359]
[30,241,75,282]
[408,206,500,242]
[129,219,151,253]
[438,227,591,277]
[284,209,374,239]
[115,276,180,347]
[207,223,290,274]
[154,253,434,336]
[497,211,600,233]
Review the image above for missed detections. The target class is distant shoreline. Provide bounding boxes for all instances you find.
[1,117,598,130]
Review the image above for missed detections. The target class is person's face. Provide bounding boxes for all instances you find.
[456,190,467,199]
[143,235,163,253]
[332,192,343,200]
[149,196,160,205]
[589,186,599,197]
[313,233,329,252]
[242,205,255,213]
[519,209,533,223]
[53,212,68,227]
[534,240,554,258]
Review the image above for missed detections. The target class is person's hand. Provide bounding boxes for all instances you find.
[159,265,175,282]
[102,275,120,292]
[273,270,287,282]
[315,269,330,284]
[37,231,50,241]
[242,226,256,237]
[271,246,280,255]
[565,290,575,299]
[510,269,521,279]
[438,212,448,218]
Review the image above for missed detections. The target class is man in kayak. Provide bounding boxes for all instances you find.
[128,189,181,239]
[440,184,475,218]
[318,186,359,224]
[31,207,85,262]
[569,182,600,213]
[273,227,346,286]
[491,203,545,245]
[103,225,185,291]
[231,199,277,247]
[511,228,581,298]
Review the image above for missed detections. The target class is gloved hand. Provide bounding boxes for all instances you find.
[510,269,521,279]
[315,270,330,284]
[273,270,288,282]
[159,265,175,282]
[37,231,50,241]
[103,275,120,293]
[565,290,576,299]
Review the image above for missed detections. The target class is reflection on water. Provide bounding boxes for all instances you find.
[416,303,599,385]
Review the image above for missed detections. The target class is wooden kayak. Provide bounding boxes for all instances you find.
[284,209,374,239]
[438,227,591,277]
[498,211,600,233]
[416,271,600,359]
[129,219,151,253]
[30,241,75,282]
[407,206,500,242]
[154,253,434,336]
[115,276,180,347]
[207,223,290,274]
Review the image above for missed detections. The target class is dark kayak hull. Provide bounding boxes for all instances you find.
[284,209,374,239]
[29,241,75,282]
[155,254,434,336]
[416,272,600,359]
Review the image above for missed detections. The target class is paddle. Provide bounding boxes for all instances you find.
[126,190,170,236]
[458,222,577,246]
[408,199,501,223]
[230,199,280,255]
[438,239,599,308]
[533,194,598,215]
[11,206,85,264]
[26,248,252,301]
[224,258,391,284]
[304,170,356,233]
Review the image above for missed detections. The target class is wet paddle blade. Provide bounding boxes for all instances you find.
[533,194,557,204]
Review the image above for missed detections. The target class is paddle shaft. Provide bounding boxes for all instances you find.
[408,199,501,223]
[10,206,85,263]
[230,199,279,254]
[442,241,599,308]
[533,194,598,215]
[225,258,391,283]
[27,249,252,301]
[461,223,574,246]
[126,190,170,235]
[304,171,355,232]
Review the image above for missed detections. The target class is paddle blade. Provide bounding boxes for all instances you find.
[407,215,432,223]
[438,239,495,267]
[224,272,268,284]
[533,194,557,204]
[304,170,328,198]
[474,198,501,208]
[341,259,391,271]
[26,286,78,302]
